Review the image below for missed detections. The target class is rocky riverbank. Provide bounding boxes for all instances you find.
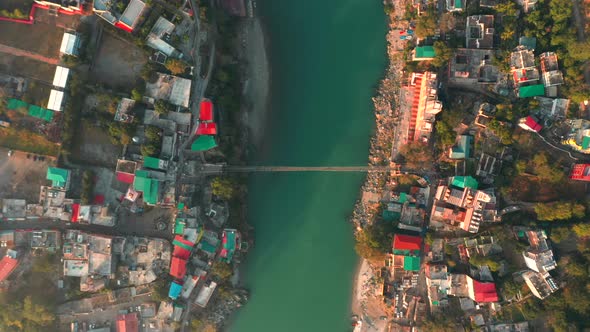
[350,2,407,330]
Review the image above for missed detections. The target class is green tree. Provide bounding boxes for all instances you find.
[432,41,452,68]
[398,141,432,169]
[81,170,94,204]
[131,88,143,102]
[154,100,173,116]
[552,226,571,243]
[165,59,188,75]
[574,224,590,238]
[211,261,233,280]
[535,201,585,221]
[211,177,237,200]
[415,7,437,38]
[469,255,500,272]
[144,126,161,142]
[140,144,157,157]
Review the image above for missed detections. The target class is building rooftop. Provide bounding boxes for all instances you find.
[0,255,18,282]
[518,84,545,98]
[47,89,64,112]
[52,66,69,88]
[466,15,494,49]
[145,73,192,108]
[523,270,558,299]
[519,36,537,50]
[449,49,498,84]
[539,52,559,72]
[116,312,139,332]
[119,0,146,30]
[449,135,473,159]
[412,46,436,60]
[133,170,160,205]
[510,49,536,70]
[60,32,80,56]
[393,234,422,252]
[194,281,217,307]
[451,176,478,189]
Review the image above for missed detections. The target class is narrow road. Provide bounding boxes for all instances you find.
[0,43,59,65]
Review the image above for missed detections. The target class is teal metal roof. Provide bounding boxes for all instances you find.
[46,167,69,188]
[449,135,473,159]
[143,156,164,170]
[133,170,159,205]
[519,84,545,98]
[452,176,479,189]
[415,46,436,59]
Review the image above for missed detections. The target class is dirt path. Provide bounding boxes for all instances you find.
[0,43,59,65]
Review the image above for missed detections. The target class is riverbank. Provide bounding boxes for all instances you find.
[349,1,407,330]
[238,16,270,149]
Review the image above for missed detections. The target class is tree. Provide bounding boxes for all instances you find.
[211,177,237,200]
[398,141,432,169]
[574,224,590,238]
[535,201,585,221]
[552,226,571,243]
[432,41,452,68]
[469,255,500,272]
[140,144,157,157]
[154,100,173,116]
[165,59,188,75]
[131,88,142,102]
[415,7,437,38]
[144,126,161,142]
[355,223,394,260]
[211,261,233,280]
[81,170,94,204]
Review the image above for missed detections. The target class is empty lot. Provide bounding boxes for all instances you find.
[91,32,147,89]
[0,147,55,202]
[0,20,64,58]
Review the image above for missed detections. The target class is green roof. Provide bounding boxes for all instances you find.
[46,167,69,188]
[449,135,473,159]
[143,156,165,170]
[200,241,217,254]
[172,239,193,251]
[6,99,28,111]
[28,105,54,122]
[519,84,545,98]
[583,136,590,150]
[394,192,408,203]
[177,202,185,210]
[191,135,217,151]
[403,256,421,271]
[415,46,436,59]
[455,0,463,9]
[221,231,237,263]
[452,176,479,189]
[174,219,186,235]
[133,170,159,205]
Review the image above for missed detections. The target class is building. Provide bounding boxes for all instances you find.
[116,0,146,32]
[523,270,558,299]
[449,49,499,84]
[194,281,217,307]
[34,0,82,13]
[116,312,139,332]
[0,252,19,282]
[200,99,214,121]
[430,182,497,233]
[562,119,590,153]
[540,52,564,87]
[169,280,183,299]
[403,72,443,143]
[146,17,180,57]
[114,98,135,123]
[1,199,26,220]
[476,154,500,178]
[145,73,192,108]
[446,0,464,11]
[518,84,545,98]
[169,256,187,279]
[143,156,168,171]
[46,167,70,189]
[60,32,80,56]
[570,164,590,181]
[220,229,240,263]
[191,136,217,151]
[448,135,473,159]
[522,230,556,273]
[451,176,478,189]
[47,89,64,112]
[116,159,137,184]
[518,116,543,132]
[392,234,422,272]
[52,66,69,89]
[133,170,160,205]
[467,276,498,303]
[519,36,537,51]
[425,264,450,311]
[516,0,538,13]
[412,46,436,61]
[465,15,494,49]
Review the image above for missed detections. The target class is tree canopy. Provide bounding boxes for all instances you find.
[535,201,585,221]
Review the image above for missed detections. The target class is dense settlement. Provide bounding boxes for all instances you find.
[0,0,253,331]
[351,0,590,331]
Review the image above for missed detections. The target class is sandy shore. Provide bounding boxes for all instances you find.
[239,17,270,147]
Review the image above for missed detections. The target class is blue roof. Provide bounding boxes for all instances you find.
[168,281,183,299]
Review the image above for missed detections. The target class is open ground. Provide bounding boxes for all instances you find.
[0,147,56,202]
[90,31,147,89]
[71,123,121,168]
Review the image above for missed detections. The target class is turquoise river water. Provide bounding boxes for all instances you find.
[229,1,387,331]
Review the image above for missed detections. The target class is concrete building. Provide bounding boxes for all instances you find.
[52,66,69,89]
[403,72,442,143]
[516,0,538,13]
[448,49,499,84]
[540,52,564,87]
[466,15,494,49]
[35,0,82,13]
[145,73,192,108]
[1,199,26,220]
[562,119,590,153]
[146,17,180,57]
[114,98,135,123]
[518,115,543,133]
[194,281,217,307]
[522,230,556,273]
[446,0,465,11]
[570,163,590,181]
[60,32,80,56]
[523,270,558,299]
[448,135,473,159]
[425,264,450,312]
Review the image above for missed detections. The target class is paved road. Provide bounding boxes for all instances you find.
[0,207,174,240]
[0,42,59,65]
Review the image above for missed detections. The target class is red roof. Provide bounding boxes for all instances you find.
[116,171,135,184]
[199,99,213,121]
[524,116,543,132]
[114,21,133,33]
[472,279,499,303]
[116,313,139,332]
[71,203,80,223]
[93,194,105,205]
[173,245,191,260]
[392,234,422,251]
[0,256,18,282]
[196,122,217,135]
[570,164,590,181]
[169,256,187,279]
[173,235,195,248]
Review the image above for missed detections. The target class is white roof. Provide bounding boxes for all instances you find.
[120,0,146,28]
[47,90,64,111]
[52,66,70,88]
[170,77,192,107]
[60,32,79,55]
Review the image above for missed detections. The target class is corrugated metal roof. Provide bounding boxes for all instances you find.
[47,167,69,188]
[169,77,191,107]
[47,89,64,111]
[60,32,79,56]
[52,66,69,88]
[0,256,18,282]
[519,84,545,98]
[119,0,146,29]
[191,135,217,151]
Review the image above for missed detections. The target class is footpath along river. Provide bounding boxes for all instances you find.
[229,1,387,331]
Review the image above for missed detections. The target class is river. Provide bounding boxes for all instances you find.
[229,1,387,331]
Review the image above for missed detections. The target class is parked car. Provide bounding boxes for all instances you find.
[7,150,13,157]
